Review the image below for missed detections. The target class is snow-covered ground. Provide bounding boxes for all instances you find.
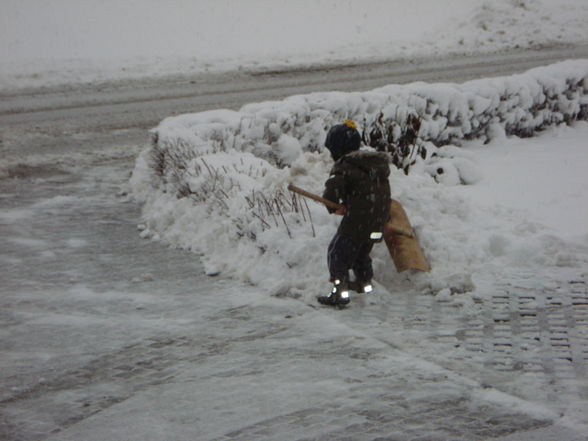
[2,0,588,90]
[2,0,588,440]
[2,121,587,438]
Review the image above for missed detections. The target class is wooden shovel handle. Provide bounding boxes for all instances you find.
[287,184,343,211]
[287,183,414,238]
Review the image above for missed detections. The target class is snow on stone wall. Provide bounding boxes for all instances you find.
[130,60,588,301]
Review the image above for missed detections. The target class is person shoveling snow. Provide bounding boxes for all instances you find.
[289,120,432,307]
[315,120,392,307]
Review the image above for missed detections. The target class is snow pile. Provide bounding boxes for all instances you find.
[131,62,588,302]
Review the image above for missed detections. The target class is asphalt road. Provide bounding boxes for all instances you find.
[1,44,588,136]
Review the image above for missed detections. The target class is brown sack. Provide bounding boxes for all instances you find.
[383,199,431,272]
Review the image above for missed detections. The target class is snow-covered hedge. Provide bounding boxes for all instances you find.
[131,61,588,302]
[151,60,587,171]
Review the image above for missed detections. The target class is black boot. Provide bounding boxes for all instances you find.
[318,279,350,307]
[348,280,373,294]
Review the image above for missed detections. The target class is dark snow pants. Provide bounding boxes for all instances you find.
[327,232,374,283]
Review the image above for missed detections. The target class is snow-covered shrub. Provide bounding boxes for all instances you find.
[362,113,425,174]
[364,62,588,151]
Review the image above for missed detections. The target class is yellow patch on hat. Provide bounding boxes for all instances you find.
[343,119,357,130]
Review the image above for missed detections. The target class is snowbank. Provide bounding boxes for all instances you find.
[130,61,588,302]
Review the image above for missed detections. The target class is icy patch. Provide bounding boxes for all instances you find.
[0,208,34,221]
[65,238,87,248]
[8,237,48,248]
[34,195,82,208]
[131,273,155,283]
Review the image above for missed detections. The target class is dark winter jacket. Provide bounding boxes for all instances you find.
[323,150,391,243]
